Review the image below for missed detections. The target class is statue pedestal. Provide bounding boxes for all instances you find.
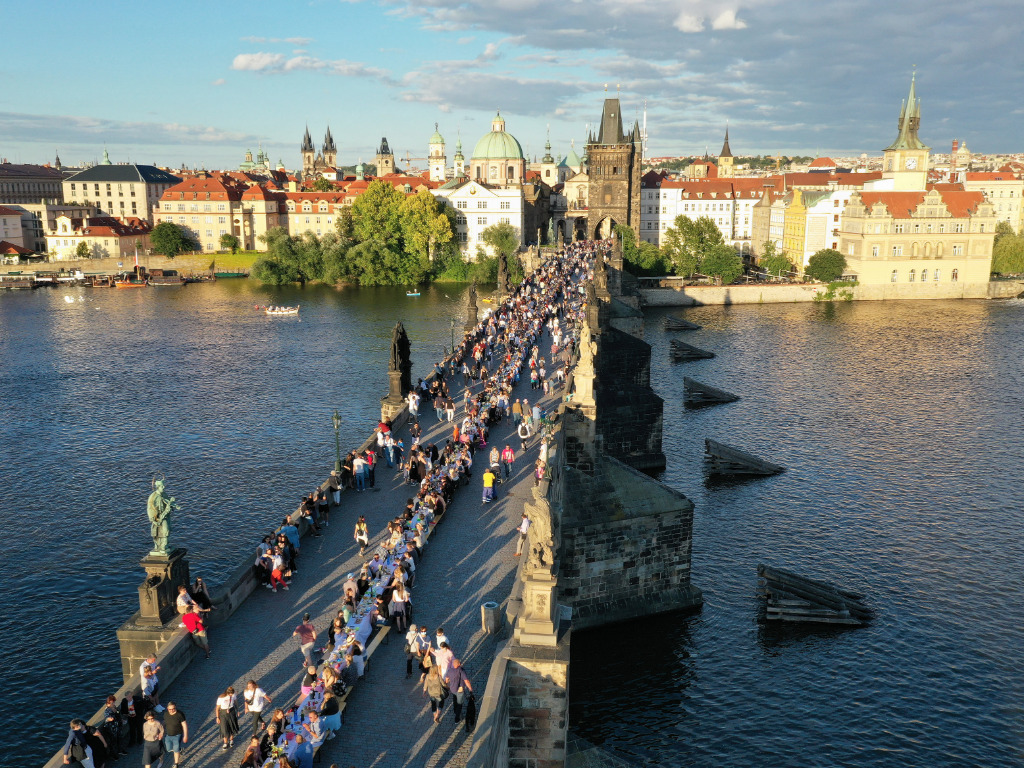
[137,548,189,626]
[514,569,559,647]
[465,304,479,332]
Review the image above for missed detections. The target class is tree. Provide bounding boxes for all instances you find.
[994,221,1016,244]
[481,221,520,261]
[804,248,848,282]
[992,231,1024,275]
[758,240,793,277]
[663,215,724,276]
[701,244,744,285]
[350,180,405,248]
[401,189,454,269]
[150,222,195,258]
[311,177,334,192]
[75,241,91,258]
[219,233,240,253]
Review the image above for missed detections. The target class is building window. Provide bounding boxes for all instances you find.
[953,244,963,256]
[934,269,940,281]
[500,217,510,224]
[921,269,928,282]
[891,269,898,282]
[894,224,905,233]
[457,201,467,209]
[954,223,964,233]
[477,201,487,209]
[218,216,226,224]
[892,245,903,257]
[871,245,880,258]
[913,224,920,232]
[939,224,945,233]
[500,201,510,210]
[909,269,916,282]
[951,268,958,282]
[459,232,467,242]
[217,204,226,211]
[477,217,486,225]
[848,243,855,255]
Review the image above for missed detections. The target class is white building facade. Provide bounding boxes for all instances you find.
[433,180,524,257]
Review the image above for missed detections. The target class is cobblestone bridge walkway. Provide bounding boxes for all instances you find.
[145,328,567,768]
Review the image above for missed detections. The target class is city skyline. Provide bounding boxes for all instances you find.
[2,0,1021,170]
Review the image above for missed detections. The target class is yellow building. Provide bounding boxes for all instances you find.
[840,187,996,287]
[839,73,997,291]
[782,189,807,265]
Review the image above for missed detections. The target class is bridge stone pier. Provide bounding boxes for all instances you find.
[468,238,702,768]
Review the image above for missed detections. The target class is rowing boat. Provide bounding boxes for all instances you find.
[265,305,299,315]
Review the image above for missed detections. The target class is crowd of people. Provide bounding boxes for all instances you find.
[62,241,605,768]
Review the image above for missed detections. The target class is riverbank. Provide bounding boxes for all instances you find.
[639,279,1024,306]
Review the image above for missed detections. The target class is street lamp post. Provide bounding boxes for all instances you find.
[331,409,342,473]
[450,317,456,351]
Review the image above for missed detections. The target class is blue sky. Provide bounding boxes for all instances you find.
[1,0,1021,171]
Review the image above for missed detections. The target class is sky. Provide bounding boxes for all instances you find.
[1,0,1021,172]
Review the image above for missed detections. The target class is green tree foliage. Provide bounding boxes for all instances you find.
[700,244,744,284]
[351,180,405,248]
[758,240,793,277]
[219,233,239,253]
[150,222,195,258]
[663,215,724,276]
[401,189,453,267]
[481,221,520,261]
[75,241,91,258]
[804,248,848,282]
[992,230,1024,275]
[615,224,673,275]
[311,177,334,192]
[994,221,1015,243]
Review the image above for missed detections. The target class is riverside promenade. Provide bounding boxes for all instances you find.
[131,330,568,768]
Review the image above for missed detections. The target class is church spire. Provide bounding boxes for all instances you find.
[885,70,929,151]
[719,124,733,158]
[323,126,336,154]
[301,125,314,153]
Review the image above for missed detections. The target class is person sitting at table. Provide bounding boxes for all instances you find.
[372,596,388,625]
[325,615,343,650]
[238,737,263,768]
[301,711,326,749]
[299,666,317,698]
[266,709,286,736]
[413,523,427,555]
[400,551,417,586]
[291,734,314,768]
[390,564,408,589]
[356,564,371,595]
[340,653,359,690]
[318,691,341,732]
[367,553,383,578]
[349,639,365,677]
[341,595,355,624]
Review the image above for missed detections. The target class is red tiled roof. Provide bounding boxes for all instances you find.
[160,177,244,201]
[0,206,23,217]
[857,189,986,219]
[966,172,1016,181]
[808,157,836,168]
[0,240,33,255]
[781,172,882,189]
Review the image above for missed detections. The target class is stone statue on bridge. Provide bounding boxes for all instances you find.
[147,478,178,556]
[389,321,413,397]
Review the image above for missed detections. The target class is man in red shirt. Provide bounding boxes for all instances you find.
[181,605,211,659]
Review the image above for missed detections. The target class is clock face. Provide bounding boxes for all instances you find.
[905,157,918,170]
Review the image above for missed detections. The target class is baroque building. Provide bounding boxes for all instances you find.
[375,137,395,177]
[470,112,526,187]
[585,98,641,239]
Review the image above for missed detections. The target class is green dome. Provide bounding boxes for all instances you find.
[429,122,445,145]
[472,132,524,160]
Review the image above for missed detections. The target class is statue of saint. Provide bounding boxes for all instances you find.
[497,253,509,295]
[468,280,478,308]
[147,479,178,555]
[389,322,404,372]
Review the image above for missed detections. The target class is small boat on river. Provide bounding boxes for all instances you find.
[114,279,147,288]
[406,292,421,297]
[265,305,300,316]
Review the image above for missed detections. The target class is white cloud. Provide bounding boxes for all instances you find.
[673,13,704,33]
[211,78,226,86]
[711,9,747,30]
[231,52,286,71]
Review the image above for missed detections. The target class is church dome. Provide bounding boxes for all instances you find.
[471,111,524,161]
[429,123,445,145]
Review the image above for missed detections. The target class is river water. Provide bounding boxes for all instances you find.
[569,299,1024,767]
[0,280,466,765]
[3,284,1021,766]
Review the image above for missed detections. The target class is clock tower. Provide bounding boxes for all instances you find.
[882,72,930,190]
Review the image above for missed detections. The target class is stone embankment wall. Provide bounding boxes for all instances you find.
[639,279,1024,306]
[0,253,242,276]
